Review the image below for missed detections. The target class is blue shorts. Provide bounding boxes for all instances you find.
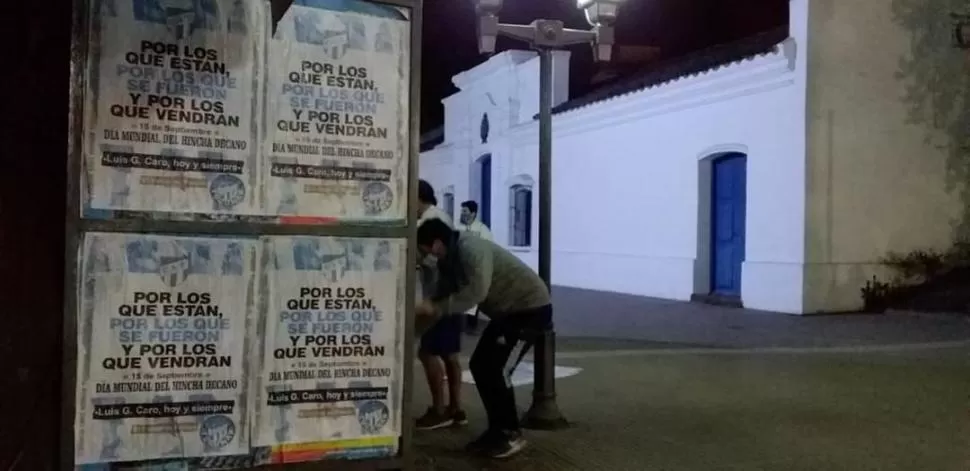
[420,314,462,356]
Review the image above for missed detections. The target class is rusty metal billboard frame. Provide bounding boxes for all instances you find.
[62,0,423,469]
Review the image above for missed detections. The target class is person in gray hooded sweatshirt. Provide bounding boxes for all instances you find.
[415,218,552,460]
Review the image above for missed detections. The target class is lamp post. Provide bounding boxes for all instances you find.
[473,0,628,430]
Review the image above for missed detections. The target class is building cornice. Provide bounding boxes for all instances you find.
[452,50,537,90]
[511,40,797,143]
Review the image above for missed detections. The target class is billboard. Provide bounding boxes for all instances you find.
[72,1,414,467]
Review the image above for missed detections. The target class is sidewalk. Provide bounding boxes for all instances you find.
[548,286,970,348]
[409,292,970,470]
[411,338,970,470]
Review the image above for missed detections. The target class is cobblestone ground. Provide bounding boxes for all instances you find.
[410,341,970,470]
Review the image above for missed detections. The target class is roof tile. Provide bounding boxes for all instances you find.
[545,26,789,117]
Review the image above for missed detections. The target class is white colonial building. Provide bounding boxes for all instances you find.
[420,0,963,314]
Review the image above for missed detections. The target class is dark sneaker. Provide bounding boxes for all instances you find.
[464,429,502,454]
[485,430,527,459]
[450,409,468,426]
[415,408,454,431]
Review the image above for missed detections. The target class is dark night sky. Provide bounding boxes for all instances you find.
[418,0,789,133]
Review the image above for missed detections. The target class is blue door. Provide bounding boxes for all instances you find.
[711,153,747,297]
[479,155,492,227]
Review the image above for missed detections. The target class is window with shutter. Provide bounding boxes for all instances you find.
[509,185,533,247]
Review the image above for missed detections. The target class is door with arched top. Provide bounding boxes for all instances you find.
[710,153,747,297]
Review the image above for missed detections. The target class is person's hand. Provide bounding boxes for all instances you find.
[415,300,437,317]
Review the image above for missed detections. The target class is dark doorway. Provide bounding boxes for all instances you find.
[478,154,492,227]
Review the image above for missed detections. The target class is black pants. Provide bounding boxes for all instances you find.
[465,307,481,331]
[469,304,553,433]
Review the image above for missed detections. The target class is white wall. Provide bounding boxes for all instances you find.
[419,145,457,218]
[510,43,805,313]
[421,50,570,241]
[419,1,962,315]
[423,38,808,312]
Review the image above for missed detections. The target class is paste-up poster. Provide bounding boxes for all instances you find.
[83,0,263,215]
[263,2,411,221]
[74,232,257,464]
[253,236,406,463]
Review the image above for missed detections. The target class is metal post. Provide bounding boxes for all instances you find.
[536,48,553,289]
[522,48,568,430]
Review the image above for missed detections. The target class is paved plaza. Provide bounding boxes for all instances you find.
[410,291,970,470]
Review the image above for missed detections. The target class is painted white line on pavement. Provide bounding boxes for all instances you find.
[459,362,583,386]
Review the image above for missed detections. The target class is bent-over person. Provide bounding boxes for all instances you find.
[415,218,553,459]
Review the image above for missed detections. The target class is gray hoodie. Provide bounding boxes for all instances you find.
[432,233,551,319]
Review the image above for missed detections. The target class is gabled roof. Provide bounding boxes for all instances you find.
[546,26,789,117]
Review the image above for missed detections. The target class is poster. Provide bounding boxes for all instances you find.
[263,2,411,221]
[83,0,263,215]
[253,236,407,462]
[75,232,257,464]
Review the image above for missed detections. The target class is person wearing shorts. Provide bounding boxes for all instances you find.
[414,180,467,430]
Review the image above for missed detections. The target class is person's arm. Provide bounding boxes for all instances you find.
[432,241,492,315]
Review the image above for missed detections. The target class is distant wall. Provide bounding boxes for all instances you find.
[800,0,966,313]
[508,43,805,313]
[423,40,809,313]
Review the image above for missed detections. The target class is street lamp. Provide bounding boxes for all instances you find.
[473,0,628,431]
[476,0,625,60]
